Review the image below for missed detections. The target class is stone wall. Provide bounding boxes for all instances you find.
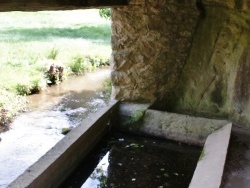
[111,0,250,129]
[111,0,199,102]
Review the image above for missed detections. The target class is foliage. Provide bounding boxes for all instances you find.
[68,55,91,74]
[68,55,110,75]
[47,47,59,60]
[99,9,111,20]
[14,76,47,96]
[15,83,32,96]
[0,89,26,130]
[18,67,46,95]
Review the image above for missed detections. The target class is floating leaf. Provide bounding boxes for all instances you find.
[164,173,169,177]
[130,143,139,147]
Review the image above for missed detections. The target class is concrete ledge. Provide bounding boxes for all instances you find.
[8,100,119,188]
[189,123,232,188]
[118,102,151,132]
[140,110,229,146]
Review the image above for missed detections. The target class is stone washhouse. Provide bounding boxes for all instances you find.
[1,0,250,132]
[3,0,250,187]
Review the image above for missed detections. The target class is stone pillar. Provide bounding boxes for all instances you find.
[111,0,199,102]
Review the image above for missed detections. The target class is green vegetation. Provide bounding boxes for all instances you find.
[132,110,145,123]
[199,149,205,161]
[99,9,111,20]
[209,124,217,133]
[47,47,59,60]
[0,89,26,130]
[0,9,111,130]
[102,77,112,100]
[124,109,146,131]
[68,54,110,75]
[68,55,93,74]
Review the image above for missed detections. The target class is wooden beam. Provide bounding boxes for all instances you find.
[0,0,128,11]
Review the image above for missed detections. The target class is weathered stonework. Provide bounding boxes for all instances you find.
[111,0,199,102]
[167,7,250,128]
[111,0,250,129]
[204,0,250,11]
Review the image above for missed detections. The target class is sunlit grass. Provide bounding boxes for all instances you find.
[0,9,111,90]
[0,9,111,129]
[0,9,111,57]
[0,25,111,42]
[0,10,109,28]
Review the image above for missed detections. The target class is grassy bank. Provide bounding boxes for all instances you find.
[0,9,111,130]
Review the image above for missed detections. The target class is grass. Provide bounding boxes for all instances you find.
[0,26,111,43]
[0,9,111,130]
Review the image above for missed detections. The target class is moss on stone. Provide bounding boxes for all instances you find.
[199,149,205,161]
[123,109,145,130]
[166,7,250,127]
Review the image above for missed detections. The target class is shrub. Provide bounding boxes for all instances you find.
[68,56,86,74]
[30,77,47,93]
[15,82,32,95]
[14,76,46,95]
[99,9,111,20]
[68,55,110,75]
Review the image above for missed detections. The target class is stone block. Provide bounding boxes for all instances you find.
[189,123,232,188]
[140,110,229,146]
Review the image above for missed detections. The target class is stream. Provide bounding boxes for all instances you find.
[0,68,110,188]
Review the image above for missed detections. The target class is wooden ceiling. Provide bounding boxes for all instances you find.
[0,0,128,11]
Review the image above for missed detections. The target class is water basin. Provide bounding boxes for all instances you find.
[62,132,202,188]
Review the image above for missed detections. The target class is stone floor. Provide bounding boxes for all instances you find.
[222,128,250,188]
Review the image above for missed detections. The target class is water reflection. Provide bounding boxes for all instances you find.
[81,152,109,188]
[63,133,201,188]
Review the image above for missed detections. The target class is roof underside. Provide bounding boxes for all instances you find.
[0,0,128,11]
